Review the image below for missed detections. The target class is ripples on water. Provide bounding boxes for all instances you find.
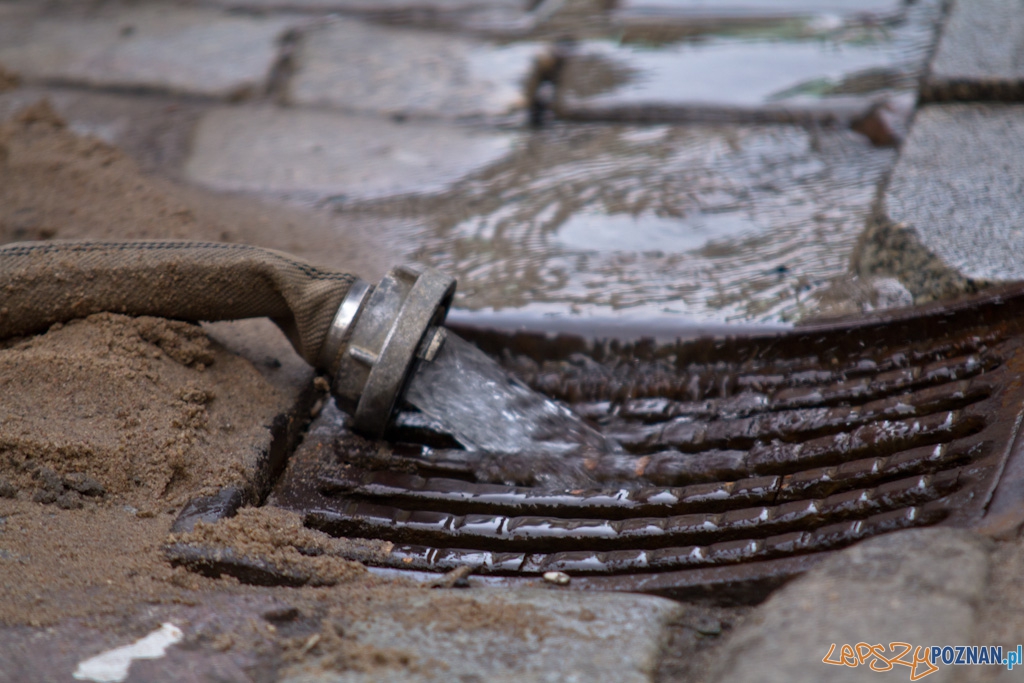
[341,124,895,323]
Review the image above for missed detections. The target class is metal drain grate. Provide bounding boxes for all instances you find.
[169,284,1024,601]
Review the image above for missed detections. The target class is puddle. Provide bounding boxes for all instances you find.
[561,0,941,120]
[616,0,907,22]
[333,122,895,324]
[556,209,753,254]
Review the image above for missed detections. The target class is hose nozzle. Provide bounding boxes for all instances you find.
[321,265,456,438]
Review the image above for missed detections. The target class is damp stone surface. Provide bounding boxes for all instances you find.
[882,104,1024,291]
[182,106,519,202]
[924,0,1024,101]
[280,589,683,683]
[0,5,298,99]
[286,18,546,119]
[708,528,991,683]
[335,123,894,324]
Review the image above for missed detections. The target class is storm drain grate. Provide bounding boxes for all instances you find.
[169,284,1024,601]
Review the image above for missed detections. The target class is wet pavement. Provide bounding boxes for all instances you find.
[4,0,1024,681]
[0,0,949,327]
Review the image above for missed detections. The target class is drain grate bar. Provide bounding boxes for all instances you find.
[325,505,947,576]
[521,346,998,406]
[317,443,978,519]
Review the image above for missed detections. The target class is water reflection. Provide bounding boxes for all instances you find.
[556,210,753,253]
[336,123,894,323]
[559,0,940,124]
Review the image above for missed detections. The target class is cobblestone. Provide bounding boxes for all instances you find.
[924,0,1024,101]
[201,0,525,12]
[287,18,546,119]
[708,528,991,683]
[183,105,519,201]
[0,6,298,100]
[882,104,1024,291]
[281,589,683,683]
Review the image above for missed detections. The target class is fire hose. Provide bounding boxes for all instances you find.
[0,239,454,438]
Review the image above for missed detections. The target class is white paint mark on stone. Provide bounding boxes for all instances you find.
[543,571,571,585]
[73,623,183,683]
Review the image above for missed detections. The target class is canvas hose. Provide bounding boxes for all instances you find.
[0,238,362,364]
[0,239,462,432]
[0,240,458,436]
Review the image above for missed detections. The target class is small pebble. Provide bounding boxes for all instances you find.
[34,466,62,492]
[56,490,83,510]
[63,472,105,497]
[0,479,17,498]
[262,606,301,623]
[692,616,722,636]
[430,565,472,589]
[32,488,58,505]
[310,398,324,418]
[542,571,571,585]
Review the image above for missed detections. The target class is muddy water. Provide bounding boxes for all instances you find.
[333,123,894,324]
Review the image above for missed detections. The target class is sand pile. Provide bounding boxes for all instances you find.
[0,100,204,244]
[0,313,288,509]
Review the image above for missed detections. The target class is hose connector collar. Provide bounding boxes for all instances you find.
[330,265,456,438]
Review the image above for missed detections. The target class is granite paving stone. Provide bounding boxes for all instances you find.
[0,6,299,100]
[281,589,684,683]
[881,104,1024,291]
[200,0,525,12]
[707,528,992,683]
[183,105,519,201]
[286,18,547,119]
[558,0,941,124]
[924,0,1024,101]
[200,0,536,36]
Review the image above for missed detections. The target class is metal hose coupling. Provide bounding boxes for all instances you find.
[318,265,456,438]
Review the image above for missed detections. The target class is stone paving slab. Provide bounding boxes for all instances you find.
[882,104,1024,290]
[0,578,288,683]
[0,585,681,683]
[707,528,992,683]
[282,589,683,683]
[201,0,525,12]
[286,18,545,119]
[924,0,1024,101]
[558,0,940,123]
[183,105,519,201]
[0,6,298,100]
[201,0,536,37]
